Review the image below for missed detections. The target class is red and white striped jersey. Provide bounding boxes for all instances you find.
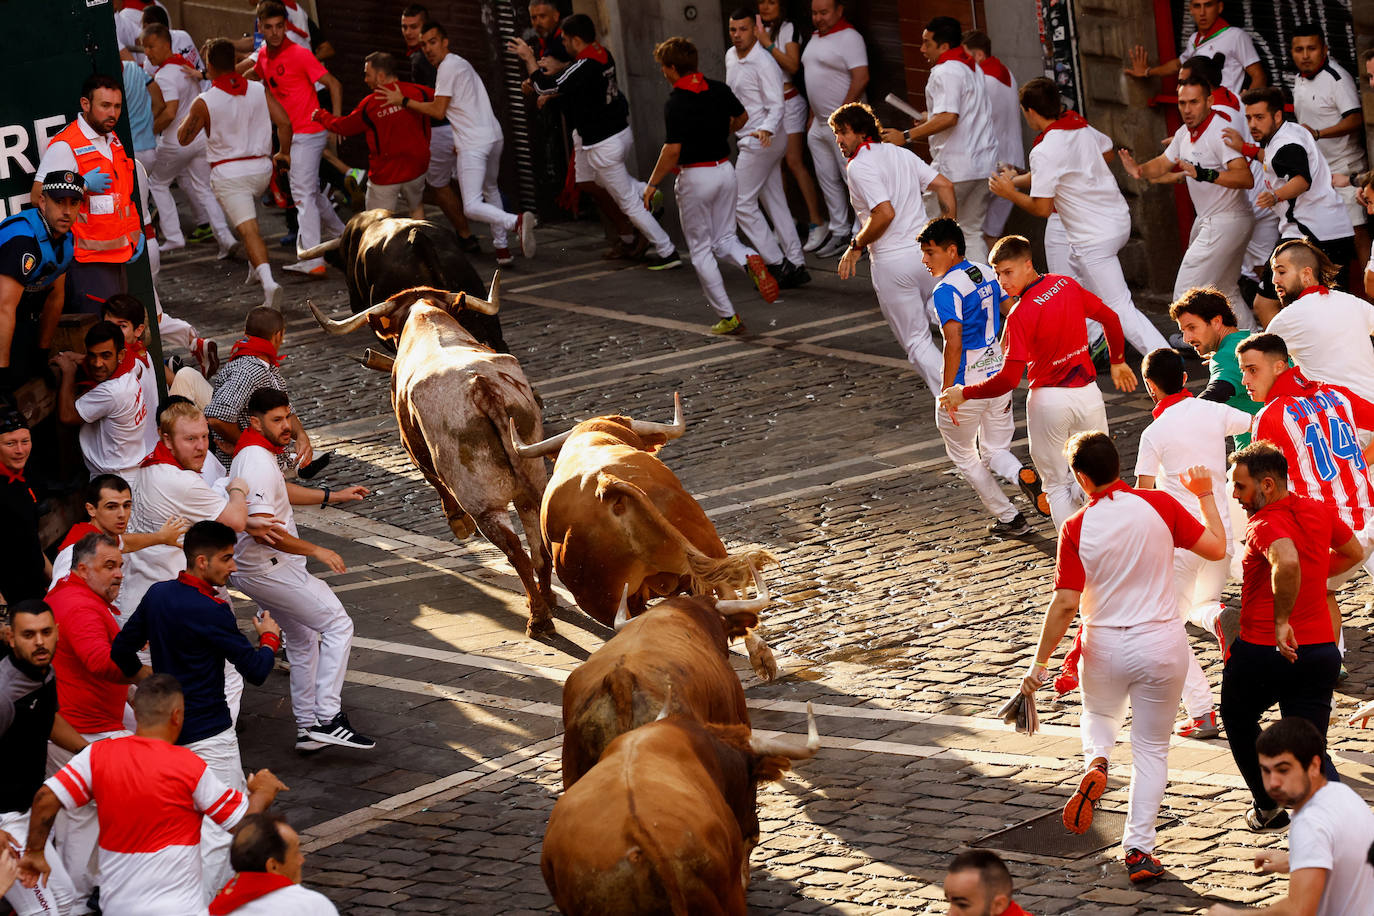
[1252,368,1374,531]
[46,735,249,916]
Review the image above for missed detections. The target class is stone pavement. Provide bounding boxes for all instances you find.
[145,207,1374,915]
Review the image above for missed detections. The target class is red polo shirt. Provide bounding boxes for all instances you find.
[46,573,130,734]
[1241,494,1351,646]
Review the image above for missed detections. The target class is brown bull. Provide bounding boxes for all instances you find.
[309,278,558,635]
[541,708,818,916]
[560,584,769,788]
[511,394,778,677]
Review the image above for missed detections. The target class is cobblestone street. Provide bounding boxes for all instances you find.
[153,209,1374,915]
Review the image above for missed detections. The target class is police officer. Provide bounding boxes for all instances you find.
[33,74,147,314]
[0,172,81,394]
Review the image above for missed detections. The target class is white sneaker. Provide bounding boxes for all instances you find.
[158,240,185,254]
[283,261,326,276]
[815,234,850,258]
[264,284,283,310]
[802,224,828,252]
[517,210,536,258]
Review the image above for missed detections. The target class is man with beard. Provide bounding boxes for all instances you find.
[1169,287,1259,446]
[1222,441,1363,833]
[49,474,188,584]
[1118,74,1253,314]
[45,534,151,907]
[1264,239,1374,403]
[51,321,150,481]
[229,388,372,753]
[0,600,85,915]
[33,75,147,312]
[1206,718,1374,915]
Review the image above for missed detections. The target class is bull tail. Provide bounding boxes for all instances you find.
[594,474,777,597]
[473,377,545,507]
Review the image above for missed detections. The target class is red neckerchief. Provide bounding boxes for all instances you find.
[935,47,976,70]
[156,54,194,73]
[533,26,562,59]
[1031,110,1088,148]
[212,73,249,96]
[177,571,228,605]
[816,18,854,37]
[1086,480,1132,505]
[1001,903,1033,916]
[234,426,285,457]
[1265,366,1315,405]
[0,462,32,500]
[576,43,609,64]
[672,72,708,93]
[280,0,298,8]
[1054,627,1083,695]
[209,872,295,915]
[1188,110,1217,142]
[1151,389,1193,419]
[845,139,874,161]
[1191,18,1230,46]
[76,348,137,394]
[140,441,184,469]
[59,522,102,553]
[1212,87,1240,110]
[1300,285,1329,297]
[978,54,1012,87]
[1298,55,1328,81]
[229,336,283,367]
[122,0,151,9]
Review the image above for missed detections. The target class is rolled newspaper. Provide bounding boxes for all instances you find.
[883,92,926,123]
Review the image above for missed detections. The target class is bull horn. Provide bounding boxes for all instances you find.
[613,584,630,632]
[295,237,342,260]
[748,702,819,760]
[309,298,383,336]
[715,563,770,614]
[509,417,573,459]
[655,685,673,721]
[358,348,395,372]
[457,270,502,316]
[628,391,685,440]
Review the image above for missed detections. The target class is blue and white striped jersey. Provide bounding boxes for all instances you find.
[931,259,1005,386]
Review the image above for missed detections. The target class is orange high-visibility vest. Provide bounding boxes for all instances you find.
[50,120,140,264]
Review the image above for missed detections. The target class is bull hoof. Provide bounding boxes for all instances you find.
[448,514,477,540]
[527,615,556,638]
[745,633,779,682]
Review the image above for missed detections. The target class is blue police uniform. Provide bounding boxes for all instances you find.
[0,206,75,388]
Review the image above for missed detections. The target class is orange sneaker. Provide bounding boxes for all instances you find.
[1062,761,1107,834]
[745,254,779,303]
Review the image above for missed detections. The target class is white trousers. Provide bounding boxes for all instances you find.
[735,139,803,265]
[232,564,353,730]
[1174,211,1250,325]
[457,138,517,248]
[952,179,991,263]
[870,246,941,391]
[148,139,234,248]
[983,193,1014,238]
[289,130,346,269]
[578,128,673,257]
[1080,620,1189,854]
[170,366,214,408]
[806,116,852,236]
[677,163,754,318]
[1068,223,1168,356]
[0,809,78,915]
[1173,547,1229,717]
[158,312,195,352]
[1045,212,1072,276]
[47,727,131,908]
[187,727,246,903]
[935,392,1022,522]
[1026,383,1108,531]
[426,124,456,187]
[365,175,426,215]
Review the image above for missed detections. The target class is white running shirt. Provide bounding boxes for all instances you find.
[434,53,503,149]
[923,57,997,180]
[845,141,940,259]
[228,443,305,577]
[1030,123,1130,249]
[800,26,867,118]
[76,368,149,475]
[1265,288,1374,403]
[1288,781,1374,916]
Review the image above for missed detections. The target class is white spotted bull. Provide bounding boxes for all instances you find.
[309,277,557,635]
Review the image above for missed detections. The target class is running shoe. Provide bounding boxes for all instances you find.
[457,233,481,254]
[987,513,1032,536]
[1089,336,1109,368]
[517,210,536,258]
[803,224,828,252]
[279,229,297,249]
[495,247,514,266]
[297,452,333,480]
[295,728,326,753]
[1214,605,1241,662]
[645,250,682,271]
[710,315,744,335]
[188,224,215,244]
[1339,664,1350,682]
[1245,805,1290,832]
[158,239,185,254]
[1062,761,1107,834]
[745,254,779,303]
[307,712,376,750]
[1175,710,1221,739]
[815,234,850,258]
[283,262,327,277]
[648,187,665,221]
[191,337,220,379]
[1124,848,1165,884]
[1018,467,1051,517]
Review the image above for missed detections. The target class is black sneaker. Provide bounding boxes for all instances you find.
[1124,848,1165,884]
[1245,805,1290,832]
[646,250,682,271]
[297,451,333,480]
[457,233,481,255]
[988,513,1032,536]
[307,712,376,749]
[1018,467,1051,518]
[295,728,326,754]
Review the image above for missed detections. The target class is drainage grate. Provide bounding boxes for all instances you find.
[978,810,1176,860]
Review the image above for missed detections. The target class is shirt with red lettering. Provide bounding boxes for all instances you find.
[1252,367,1374,531]
[254,41,327,133]
[46,735,249,916]
[313,82,431,185]
[1241,494,1351,646]
[1056,481,1205,628]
